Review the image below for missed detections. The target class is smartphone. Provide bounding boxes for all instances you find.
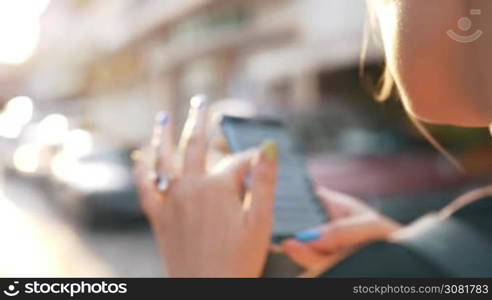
[220,116,327,244]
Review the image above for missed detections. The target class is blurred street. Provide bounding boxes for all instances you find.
[2,172,163,277]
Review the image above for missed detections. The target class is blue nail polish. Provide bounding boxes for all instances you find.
[156,112,169,126]
[295,229,322,243]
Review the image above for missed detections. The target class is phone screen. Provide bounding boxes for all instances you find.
[220,116,327,243]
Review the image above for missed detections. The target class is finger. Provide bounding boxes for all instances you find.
[317,187,370,219]
[210,131,229,154]
[152,112,175,176]
[282,239,327,269]
[297,214,399,253]
[178,95,210,176]
[133,157,160,216]
[212,149,258,188]
[152,112,176,192]
[246,140,278,226]
[298,250,355,278]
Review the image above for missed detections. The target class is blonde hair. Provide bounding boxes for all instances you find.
[361,5,464,172]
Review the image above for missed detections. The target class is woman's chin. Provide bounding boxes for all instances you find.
[416,116,491,128]
[403,100,491,128]
[422,117,490,128]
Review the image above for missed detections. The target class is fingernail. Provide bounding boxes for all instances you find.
[261,140,278,161]
[295,228,322,243]
[155,111,170,126]
[130,150,142,162]
[190,94,208,109]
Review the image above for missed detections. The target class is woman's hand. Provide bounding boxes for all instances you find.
[282,188,401,271]
[134,96,278,277]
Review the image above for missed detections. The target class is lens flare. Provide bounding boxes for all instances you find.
[0,0,51,65]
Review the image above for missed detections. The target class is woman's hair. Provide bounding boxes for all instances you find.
[359,4,394,102]
[361,3,464,171]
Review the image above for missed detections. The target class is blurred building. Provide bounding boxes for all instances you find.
[8,0,379,149]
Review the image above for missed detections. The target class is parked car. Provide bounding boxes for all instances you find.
[50,147,142,227]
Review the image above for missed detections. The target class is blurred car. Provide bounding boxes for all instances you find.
[307,152,486,224]
[50,147,142,227]
[308,152,467,199]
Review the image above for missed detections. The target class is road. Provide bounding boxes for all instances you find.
[2,174,164,277]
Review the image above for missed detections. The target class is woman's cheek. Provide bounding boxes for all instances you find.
[376,0,492,127]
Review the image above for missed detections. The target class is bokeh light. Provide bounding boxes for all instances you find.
[5,96,34,125]
[0,96,34,139]
[13,144,41,173]
[36,114,69,145]
[62,129,94,158]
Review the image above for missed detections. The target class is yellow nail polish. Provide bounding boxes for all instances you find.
[131,150,142,162]
[261,140,278,161]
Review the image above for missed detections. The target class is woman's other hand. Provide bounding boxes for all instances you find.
[282,188,401,271]
[134,96,278,277]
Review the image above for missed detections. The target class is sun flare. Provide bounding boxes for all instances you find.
[0,0,51,65]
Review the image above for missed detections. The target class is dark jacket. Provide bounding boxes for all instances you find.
[322,196,492,277]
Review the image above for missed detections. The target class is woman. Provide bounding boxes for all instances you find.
[134,0,492,277]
